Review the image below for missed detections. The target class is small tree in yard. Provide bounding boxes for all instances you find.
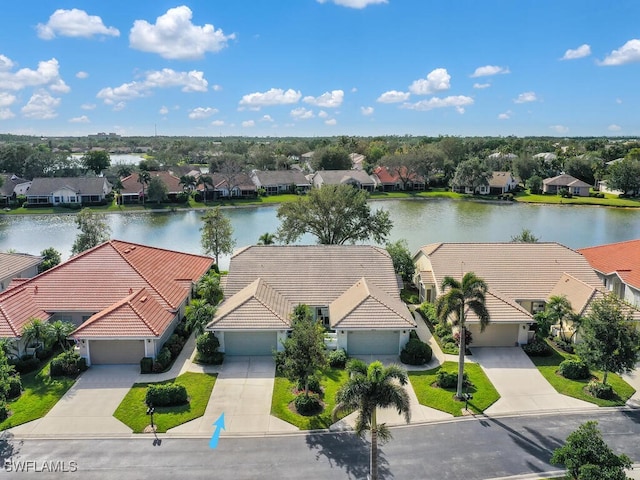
[38,247,61,273]
[71,208,111,255]
[576,295,640,386]
[278,304,327,397]
[551,421,631,480]
[386,239,415,283]
[185,299,216,336]
[200,207,236,265]
[146,176,168,204]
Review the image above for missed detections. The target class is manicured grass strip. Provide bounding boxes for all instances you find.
[271,367,348,430]
[409,361,500,416]
[528,345,635,407]
[113,372,216,433]
[514,191,640,208]
[0,362,76,430]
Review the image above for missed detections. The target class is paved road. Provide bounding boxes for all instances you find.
[2,410,640,479]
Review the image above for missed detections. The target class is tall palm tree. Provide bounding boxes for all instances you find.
[185,299,216,336]
[545,295,574,343]
[21,318,51,354]
[179,174,197,192]
[257,232,275,245]
[48,320,75,351]
[333,359,411,480]
[137,170,151,205]
[197,175,214,203]
[196,272,223,305]
[436,272,490,398]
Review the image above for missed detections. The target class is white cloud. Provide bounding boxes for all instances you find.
[290,107,314,120]
[112,102,126,111]
[401,95,474,113]
[0,109,15,120]
[97,81,147,104]
[303,90,344,107]
[69,115,90,123]
[325,118,337,125]
[188,107,218,119]
[261,114,274,122]
[81,103,96,110]
[616,98,623,104]
[159,105,169,115]
[129,6,235,60]
[239,88,301,109]
[470,65,510,77]
[550,125,569,134]
[351,87,358,93]
[514,91,538,103]
[599,39,640,66]
[241,120,255,127]
[75,71,89,79]
[473,83,491,89]
[409,68,451,95]
[498,110,511,120]
[376,90,410,103]
[608,124,622,132]
[212,84,222,92]
[0,92,16,107]
[361,106,374,116]
[21,90,60,119]
[37,8,120,40]
[0,57,68,92]
[561,44,591,60]
[318,110,328,118]
[316,0,387,8]
[211,120,225,127]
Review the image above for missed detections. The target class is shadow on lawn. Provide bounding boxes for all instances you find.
[305,431,392,479]
[0,431,22,465]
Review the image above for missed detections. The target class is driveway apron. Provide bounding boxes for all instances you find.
[472,347,598,414]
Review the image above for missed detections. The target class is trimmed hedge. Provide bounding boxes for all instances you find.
[558,359,590,380]
[436,370,468,389]
[327,349,348,369]
[196,332,220,357]
[400,338,433,365]
[294,393,322,415]
[7,375,22,400]
[145,383,188,407]
[587,381,614,399]
[50,351,87,377]
[522,340,552,357]
[10,356,41,374]
[140,357,153,374]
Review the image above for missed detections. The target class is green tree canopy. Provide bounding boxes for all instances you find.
[451,157,492,192]
[312,145,351,170]
[81,150,111,175]
[38,247,61,273]
[607,158,640,196]
[147,176,168,204]
[200,206,236,265]
[510,228,540,243]
[276,184,393,245]
[196,271,223,305]
[185,298,216,336]
[386,239,415,282]
[71,208,111,255]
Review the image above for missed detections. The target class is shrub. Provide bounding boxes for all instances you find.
[417,302,438,324]
[587,381,614,399]
[50,351,84,377]
[522,340,552,357]
[558,359,590,380]
[140,357,153,374]
[440,334,454,345]
[196,332,220,358]
[10,357,40,374]
[436,370,468,389]
[296,376,321,394]
[145,383,188,407]
[164,334,185,358]
[400,338,433,365]
[0,403,8,422]
[435,323,451,338]
[173,320,189,339]
[442,342,458,354]
[197,352,224,365]
[155,347,172,369]
[328,349,348,369]
[453,329,473,347]
[554,339,574,354]
[294,392,322,415]
[7,375,22,399]
[152,361,165,373]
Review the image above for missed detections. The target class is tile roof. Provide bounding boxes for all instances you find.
[0,174,29,196]
[313,170,375,186]
[543,174,591,188]
[0,252,42,281]
[462,290,533,324]
[489,171,516,188]
[0,240,213,339]
[251,170,310,187]
[27,177,111,196]
[549,273,602,316]
[373,166,424,185]
[578,239,640,291]
[121,171,182,195]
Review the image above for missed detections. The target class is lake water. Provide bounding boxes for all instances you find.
[1,199,639,270]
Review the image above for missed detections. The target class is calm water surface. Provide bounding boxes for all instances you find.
[1,199,639,270]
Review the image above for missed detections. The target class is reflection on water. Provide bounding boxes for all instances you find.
[1,199,639,270]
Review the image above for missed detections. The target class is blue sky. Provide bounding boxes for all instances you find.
[1,0,639,138]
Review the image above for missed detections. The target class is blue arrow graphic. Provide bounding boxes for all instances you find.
[209,413,225,449]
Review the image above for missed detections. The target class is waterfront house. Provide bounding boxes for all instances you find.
[310,170,376,191]
[542,174,591,196]
[250,170,311,195]
[26,177,111,206]
[0,174,31,204]
[0,252,42,292]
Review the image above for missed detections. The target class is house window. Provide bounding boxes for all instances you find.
[53,315,73,323]
[54,196,60,203]
[531,302,545,314]
[69,196,76,203]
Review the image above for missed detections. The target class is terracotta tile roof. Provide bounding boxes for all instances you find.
[121,171,182,195]
[373,166,424,184]
[0,286,49,337]
[578,239,640,291]
[0,240,213,339]
[71,288,174,338]
[0,252,42,281]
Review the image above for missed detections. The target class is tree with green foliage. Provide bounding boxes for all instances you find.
[71,208,111,255]
[21,318,50,351]
[197,175,214,203]
[606,158,640,196]
[510,228,540,243]
[545,295,580,343]
[436,272,490,398]
[137,170,151,205]
[551,421,631,480]
[512,155,538,186]
[147,176,168,204]
[527,175,543,194]
[38,247,61,273]
[278,304,327,396]
[576,295,640,385]
[200,207,236,265]
[312,145,351,171]
[185,299,216,336]
[257,232,275,245]
[450,157,492,193]
[48,320,75,351]
[179,175,197,192]
[386,239,415,282]
[333,359,411,480]
[81,150,111,175]
[276,184,393,245]
[196,271,223,305]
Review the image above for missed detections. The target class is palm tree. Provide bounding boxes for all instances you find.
[257,232,275,245]
[179,174,197,193]
[333,359,411,480]
[48,320,75,351]
[185,299,216,336]
[137,170,151,205]
[196,272,223,305]
[436,272,490,398]
[21,318,51,354]
[197,175,214,203]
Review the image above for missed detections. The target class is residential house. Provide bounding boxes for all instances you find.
[0,174,31,204]
[489,171,519,195]
[413,242,604,346]
[206,245,416,356]
[542,174,591,197]
[26,177,112,206]
[250,170,311,195]
[310,170,376,191]
[373,166,426,191]
[533,152,558,163]
[300,151,315,171]
[349,153,366,171]
[578,239,640,308]
[0,252,42,292]
[208,172,257,199]
[119,171,183,203]
[0,240,213,364]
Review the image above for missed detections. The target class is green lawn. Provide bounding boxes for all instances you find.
[271,367,348,430]
[0,362,76,430]
[528,344,635,407]
[113,372,216,433]
[409,361,500,416]
[515,191,640,208]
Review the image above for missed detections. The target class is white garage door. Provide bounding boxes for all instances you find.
[467,324,519,347]
[224,331,278,355]
[347,331,399,355]
[90,340,145,364]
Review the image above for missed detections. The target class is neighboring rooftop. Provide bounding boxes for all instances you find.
[578,239,640,290]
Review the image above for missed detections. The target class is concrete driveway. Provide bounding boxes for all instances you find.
[169,356,297,436]
[9,365,139,437]
[472,347,598,415]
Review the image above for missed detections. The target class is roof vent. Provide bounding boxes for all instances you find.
[140,296,147,303]
[34,285,38,294]
[129,287,133,294]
